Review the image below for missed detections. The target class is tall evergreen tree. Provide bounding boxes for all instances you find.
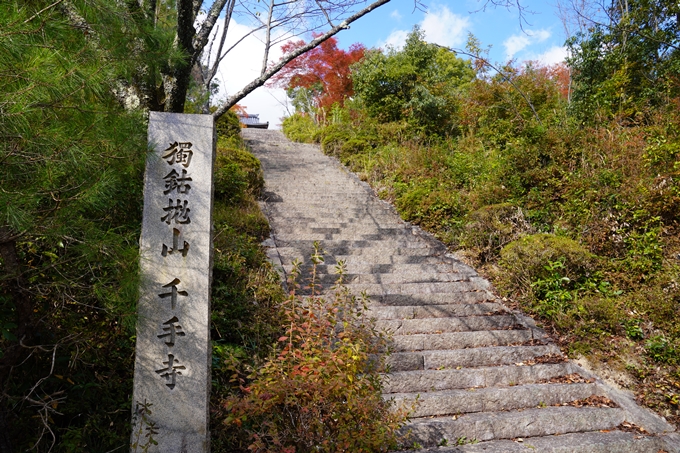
[0,3,149,450]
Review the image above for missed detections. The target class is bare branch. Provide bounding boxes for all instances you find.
[212,24,266,75]
[213,0,392,119]
[193,0,229,62]
[474,0,535,29]
[205,0,238,87]
[315,0,335,27]
[261,0,277,76]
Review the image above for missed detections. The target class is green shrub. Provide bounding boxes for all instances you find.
[646,335,678,364]
[320,122,379,161]
[459,203,533,263]
[499,233,597,298]
[623,220,663,277]
[215,110,242,139]
[282,113,320,143]
[214,142,264,204]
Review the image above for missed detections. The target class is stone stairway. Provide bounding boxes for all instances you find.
[242,128,680,452]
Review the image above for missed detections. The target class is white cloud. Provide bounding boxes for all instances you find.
[503,29,551,60]
[421,5,471,48]
[390,10,402,21]
[503,34,531,59]
[208,18,290,128]
[377,5,470,50]
[532,46,568,66]
[378,29,410,50]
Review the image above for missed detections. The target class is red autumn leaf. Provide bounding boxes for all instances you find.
[269,35,366,112]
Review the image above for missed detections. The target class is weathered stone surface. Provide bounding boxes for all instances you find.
[385,345,562,372]
[337,280,492,296]
[365,303,506,320]
[403,406,626,446]
[375,292,498,305]
[283,263,477,275]
[389,329,544,352]
[392,382,601,418]
[245,128,678,452]
[132,112,214,452]
[402,431,671,452]
[382,362,576,393]
[376,315,523,335]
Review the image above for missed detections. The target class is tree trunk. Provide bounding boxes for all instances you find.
[163,0,196,113]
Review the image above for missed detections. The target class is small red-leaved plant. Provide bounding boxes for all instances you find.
[221,243,408,452]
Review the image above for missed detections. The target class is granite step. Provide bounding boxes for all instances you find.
[375,315,525,335]
[332,280,493,296]
[268,219,406,229]
[371,292,499,306]
[382,362,576,393]
[365,303,507,320]
[270,226,411,236]
[284,254,454,267]
[284,222,411,230]
[265,190,371,196]
[385,344,562,372]
[419,431,680,453]
[388,329,548,353]
[273,238,436,250]
[282,263,476,275]
[401,406,626,447]
[391,381,603,418]
[266,207,398,215]
[273,232,426,242]
[269,197,376,202]
[265,205,397,215]
[309,271,479,285]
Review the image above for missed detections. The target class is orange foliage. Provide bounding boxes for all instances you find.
[524,61,571,100]
[230,104,248,115]
[270,36,366,111]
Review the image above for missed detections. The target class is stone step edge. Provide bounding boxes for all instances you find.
[388,381,604,418]
[573,362,676,435]
[399,406,626,446]
[381,361,579,393]
[382,344,563,372]
[387,349,676,436]
[396,430,680,453]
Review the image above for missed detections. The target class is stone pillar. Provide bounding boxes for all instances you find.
[131,112,215,452]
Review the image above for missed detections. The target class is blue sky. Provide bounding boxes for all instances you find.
[340,0,569,65]
[212,0,571,127]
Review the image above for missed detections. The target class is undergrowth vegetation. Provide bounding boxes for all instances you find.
[211,118,407,451]
[282,26,680,427]
[218,244,407,452]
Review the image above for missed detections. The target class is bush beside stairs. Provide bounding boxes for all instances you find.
[243,128,680,452]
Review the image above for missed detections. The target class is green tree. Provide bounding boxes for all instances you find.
[351,27,475,134]
[0,3,147,450]
[566,0,680,122]
[48,0,396,117]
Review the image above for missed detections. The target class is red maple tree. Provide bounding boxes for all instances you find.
[270,35,366,113]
